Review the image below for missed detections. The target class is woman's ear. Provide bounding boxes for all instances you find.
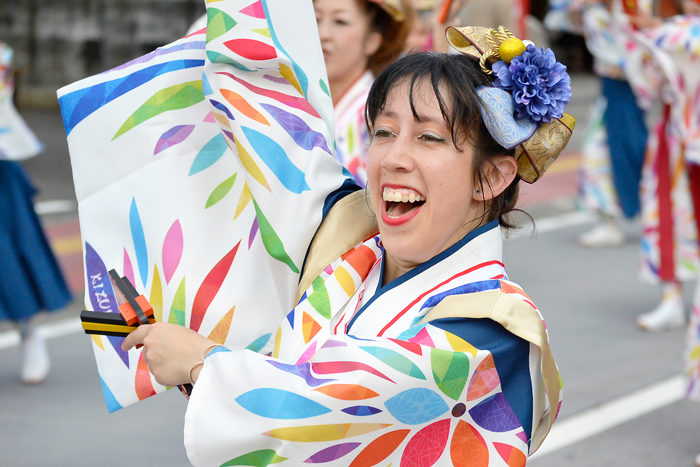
[473,155,518,201]
[363,31,383,58]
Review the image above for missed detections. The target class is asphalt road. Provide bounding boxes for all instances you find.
[2,73,699,466]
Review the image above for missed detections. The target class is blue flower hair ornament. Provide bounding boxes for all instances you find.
[446,26,576,184]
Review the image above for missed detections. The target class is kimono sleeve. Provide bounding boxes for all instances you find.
[184,328,532,467]
[201,0,357,263]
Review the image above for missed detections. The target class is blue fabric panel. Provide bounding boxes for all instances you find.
[321,178,362,220]
[600,77,647,219]
[420,280,502,311]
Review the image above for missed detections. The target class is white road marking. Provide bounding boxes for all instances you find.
[530,374,686,460]
[535,210,597,234]
[34,199,78,215]
[0,316,82,350]
[510,210,597,239]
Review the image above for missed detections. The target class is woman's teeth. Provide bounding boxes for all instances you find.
[382,189,425,203]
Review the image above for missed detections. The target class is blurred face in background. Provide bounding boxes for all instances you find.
[315,0,383,102]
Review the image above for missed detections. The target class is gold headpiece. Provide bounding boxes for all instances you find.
[368,0,407,22]
[446,26,576,183]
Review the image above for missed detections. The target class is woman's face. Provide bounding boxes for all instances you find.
[366,79,483,274]
[315,0,382,85]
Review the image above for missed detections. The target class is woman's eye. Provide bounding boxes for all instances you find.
[374,129,393,138]
[419,133,446,143]
[334,18,350,26]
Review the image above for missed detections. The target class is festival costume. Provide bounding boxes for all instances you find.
[0,42,71,323]
[60,0,572,464]
[0,43,44,162]
[624,14,700,396]
[333,70,373,187]
[186,196,560,465]
[624,15,700,284]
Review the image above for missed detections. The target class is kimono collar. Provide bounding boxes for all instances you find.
[378,219,501,293]
[347,220,502,331]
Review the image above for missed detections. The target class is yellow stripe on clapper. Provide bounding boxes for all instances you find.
[82,322,138,335]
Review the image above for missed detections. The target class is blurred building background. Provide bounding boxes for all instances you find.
[0,0,205,109]
[0,0,591,110]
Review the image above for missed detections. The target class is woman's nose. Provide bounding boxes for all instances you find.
[317,19,330,41]
[381,136,414,171]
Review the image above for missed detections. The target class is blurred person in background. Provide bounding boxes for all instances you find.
[315,0,413,186]
[430,0,547,53]
[626,5,700,463]
[573,0,649,248]
[405,0,434,51]
[621,0,700,332]
[0,42,72,384]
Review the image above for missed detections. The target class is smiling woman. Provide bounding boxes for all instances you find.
[116,12,576,464]
[55,0,575,462]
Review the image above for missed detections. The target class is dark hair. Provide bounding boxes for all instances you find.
[361,0,414,75]
[365,51,521,230]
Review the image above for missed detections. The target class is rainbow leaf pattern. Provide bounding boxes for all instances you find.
[154,124,195,155]
[252,199,299,273]
[207,8,238,42]
[61,0,344,411]
[220,450,287,467]
[150,265,164,322]
[304,443,361,464]
[113,81,204,139]
[208,306,236,345]
[242,126,310,193]
[162,219,183,285]
[384,388,449,425]
[236,388,332,419]
[190,242,240,332]
[261,103,331,154]
[168,276,186,327]
[129,198,149,287]
[431,348,470,401]
[189,133,229,176]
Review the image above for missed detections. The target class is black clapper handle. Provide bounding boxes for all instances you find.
[108,270,150,325]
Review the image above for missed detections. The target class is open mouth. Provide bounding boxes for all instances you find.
[383,188,426,219]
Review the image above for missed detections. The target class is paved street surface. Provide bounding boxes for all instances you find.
[2,73,699,466]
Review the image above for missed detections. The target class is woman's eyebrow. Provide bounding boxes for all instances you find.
[377,109,444,126]
[413,111,445,125]
[377,109,398,120]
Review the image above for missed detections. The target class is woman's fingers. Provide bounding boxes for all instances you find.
[122,324,150,351]
[119,322,221,385]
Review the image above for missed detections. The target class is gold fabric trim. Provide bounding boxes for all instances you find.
[295,190,379,305]
[515,113,576,184]
[420,289,560,454]
[371,0,406,21]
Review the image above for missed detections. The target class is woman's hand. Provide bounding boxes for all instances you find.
[122,323,219,387]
